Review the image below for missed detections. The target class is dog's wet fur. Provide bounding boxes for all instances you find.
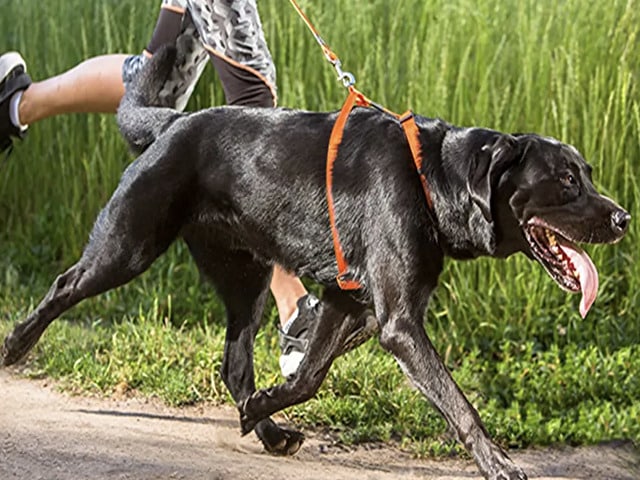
[2,46,630,479]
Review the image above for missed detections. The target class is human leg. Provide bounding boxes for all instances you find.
[18,54,130,124]
[0,1,195,154]
[270,265,308,326]
[0,52,130,151]
[21,1,194,123]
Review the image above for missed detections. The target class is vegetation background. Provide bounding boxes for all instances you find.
[1,0,638,455]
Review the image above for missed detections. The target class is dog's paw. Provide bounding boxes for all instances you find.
[262,427,305,456]
[1,320,43,367]
[240,413,258,437]
[1,332,25,367]
[490,464,527,480]
[240,392,305,455]
[493,471,527,480]
[481,444,527,480]
[239,387,278,435]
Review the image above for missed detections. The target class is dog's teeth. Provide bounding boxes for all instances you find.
[546,231,557,245]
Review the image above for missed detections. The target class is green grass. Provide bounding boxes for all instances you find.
[1,0,639,456]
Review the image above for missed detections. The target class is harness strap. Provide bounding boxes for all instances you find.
[326,96,434,291]
[290,0,434,291]
[399,111,434,210]
[326,88,370,290]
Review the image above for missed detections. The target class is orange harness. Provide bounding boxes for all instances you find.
[327,87,433,290]
[290,0,434,290]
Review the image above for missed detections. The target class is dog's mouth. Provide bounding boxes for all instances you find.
[524,217,598,318]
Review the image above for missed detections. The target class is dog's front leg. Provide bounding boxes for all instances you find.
[378,311,526,480]
[239,289,366,434]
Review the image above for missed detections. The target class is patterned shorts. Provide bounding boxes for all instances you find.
[122,0,277,109]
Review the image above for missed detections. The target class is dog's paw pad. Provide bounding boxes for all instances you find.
[264,429,305,456]
[285,434,304,456]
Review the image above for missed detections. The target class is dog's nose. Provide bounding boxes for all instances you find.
[611,209,631,235]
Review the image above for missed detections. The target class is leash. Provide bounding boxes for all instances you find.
[289,0,433,290]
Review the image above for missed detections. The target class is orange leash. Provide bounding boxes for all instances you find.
[290,0,434,290]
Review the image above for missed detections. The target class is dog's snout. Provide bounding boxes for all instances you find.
[611,209,631,235]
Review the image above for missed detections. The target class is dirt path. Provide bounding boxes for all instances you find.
[1,369,638,480]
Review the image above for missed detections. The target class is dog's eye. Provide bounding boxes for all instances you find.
[561,173,577,187]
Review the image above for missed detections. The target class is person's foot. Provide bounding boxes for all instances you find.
[0,52,31,155]
[278,293,379,379]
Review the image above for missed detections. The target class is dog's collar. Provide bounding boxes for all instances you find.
[326,89,434,291]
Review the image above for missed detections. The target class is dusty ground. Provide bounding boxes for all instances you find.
[0,369,638,480]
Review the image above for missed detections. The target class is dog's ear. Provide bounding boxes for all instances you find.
[466,134,518,222]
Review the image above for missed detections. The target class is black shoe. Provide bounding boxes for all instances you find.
[278,294,319,379]
[278,293,379,379]
[0,52,31,155]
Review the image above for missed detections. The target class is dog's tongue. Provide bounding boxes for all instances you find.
[557,238,599,318]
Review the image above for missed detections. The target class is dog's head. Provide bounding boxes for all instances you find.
[466,133,630,317]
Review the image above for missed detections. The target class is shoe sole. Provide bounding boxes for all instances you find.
[0,52,27,79]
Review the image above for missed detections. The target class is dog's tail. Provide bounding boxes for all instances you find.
[116,45,183,154]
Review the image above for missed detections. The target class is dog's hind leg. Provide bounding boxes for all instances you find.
[184,234,305,455]
[1,242,173,367]
[239,288,369,435]
[2,158,185,367]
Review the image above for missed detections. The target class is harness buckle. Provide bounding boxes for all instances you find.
[398,111,415,124]
[336,272,362,290]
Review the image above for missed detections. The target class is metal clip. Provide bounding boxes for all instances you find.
[332,59,356,88]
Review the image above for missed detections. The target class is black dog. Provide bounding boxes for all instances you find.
[2,46,629,480]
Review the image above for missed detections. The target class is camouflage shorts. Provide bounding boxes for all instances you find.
[122,0,277,109]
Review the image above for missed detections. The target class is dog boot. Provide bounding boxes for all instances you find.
[0,52,31,156]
